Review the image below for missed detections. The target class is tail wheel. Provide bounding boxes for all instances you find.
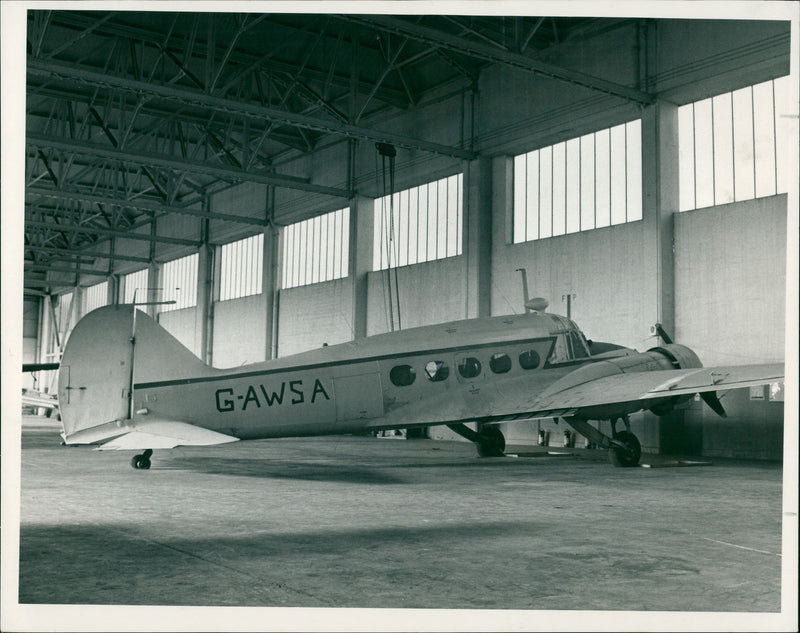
[476,426,506,457]
[609,431,641,467]
[131,449,153,470]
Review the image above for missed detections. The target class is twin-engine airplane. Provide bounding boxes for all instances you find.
[57,301,784,469]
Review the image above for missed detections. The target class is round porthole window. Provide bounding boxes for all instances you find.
[424,360,450,382]
[457,357,482,379]
[390,364,416,386]
[489,353,512,374]
[519,350,540,370]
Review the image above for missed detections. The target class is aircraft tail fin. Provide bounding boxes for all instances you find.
[58,305,214,442]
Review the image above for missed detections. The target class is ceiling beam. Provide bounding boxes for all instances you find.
[25,218,202,247]
[39,12,411,110]
[27,59,476,160]
[24,278,76,288]
[340,16,655,105]
[25,263,109,276]
[26,132,351,198]
[27,186,268,226]
[25,245,151,263]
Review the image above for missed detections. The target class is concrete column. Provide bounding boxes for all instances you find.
[641,100,679,339]
[107,275,118,306]
[491,156,515,314]
[463,157,493,319]
[146,262,159,319]
[262,223,280,359]
[71,285,84,324]
[197,241,212,363]
[349,195,374,339]
[641,100,681,454]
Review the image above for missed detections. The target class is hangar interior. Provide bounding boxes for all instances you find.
[22,11,791,460]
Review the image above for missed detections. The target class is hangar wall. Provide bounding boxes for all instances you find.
[158,307,201,358]
[366,255,468,336]
[674,195,787,366]
[213,293,269,368]
[278,278,354,357]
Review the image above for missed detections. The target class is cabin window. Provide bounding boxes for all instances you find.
[489,353,512,374]
[519,349,541,370]
[457,357,482,379]
[424,360,450,382]
[390,365,416,387]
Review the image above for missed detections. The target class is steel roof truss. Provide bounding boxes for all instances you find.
[28,60,474,159]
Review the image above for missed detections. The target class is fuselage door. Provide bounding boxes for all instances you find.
[334,372,384,424]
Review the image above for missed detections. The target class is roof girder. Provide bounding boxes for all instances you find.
[28,59,476,160]
[340,15,654,105]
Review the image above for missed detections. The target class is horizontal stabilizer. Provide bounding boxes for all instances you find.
[89,420,238,451]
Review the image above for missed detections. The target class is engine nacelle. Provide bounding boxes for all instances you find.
[645,343,703,371]
[539,343,704,420]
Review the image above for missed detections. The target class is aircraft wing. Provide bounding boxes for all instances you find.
[530,363,784,412]
[64,419,240,450]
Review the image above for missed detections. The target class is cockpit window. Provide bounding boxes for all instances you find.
[390,365,416,387]
[569,331,589,358]
[519,350,541,370]
[489,353,512,374]
[457,357,482,379]
[424,360,450,382]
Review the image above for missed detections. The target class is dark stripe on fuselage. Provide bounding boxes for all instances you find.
[134,336,570,390]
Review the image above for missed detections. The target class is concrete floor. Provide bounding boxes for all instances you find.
[17,415,784,616]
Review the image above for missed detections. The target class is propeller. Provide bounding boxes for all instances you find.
[701,391,728,418]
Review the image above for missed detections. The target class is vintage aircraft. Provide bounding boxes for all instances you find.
[57,301,784,469]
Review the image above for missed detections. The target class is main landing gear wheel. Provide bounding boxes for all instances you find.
[609,431,641,467]
[131,449,153,470]
[476,426,506,457]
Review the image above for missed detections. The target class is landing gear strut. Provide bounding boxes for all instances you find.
[447,423,506,457]
[563,416,642,467]
[609,430,641,468]
[131,448,153,470]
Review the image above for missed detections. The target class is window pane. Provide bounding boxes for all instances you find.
[457,357,482,379]
[625,121,642,221]
[753,80,777,198]
[519,349,541,370]
[580,134,596,230]
[610,124,627,225]
[220,234,263,300]
[693,99,715,209]
[489,353,512,374]
[539,146,553,237]
[678,105,696,211]
[283,208,348,289]
[390,365,416,387]
[594,129,610,228]
[712,94,734,205]
[374,174,462,270]
[424,360,450,382]
[552,142,566,236]
[679,77,787,211]
[123,268,149,304]
[774,75,793,195]
[566,138,581,233]
[160,253,198,312]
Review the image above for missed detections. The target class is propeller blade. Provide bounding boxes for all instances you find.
[701,391,727,418]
